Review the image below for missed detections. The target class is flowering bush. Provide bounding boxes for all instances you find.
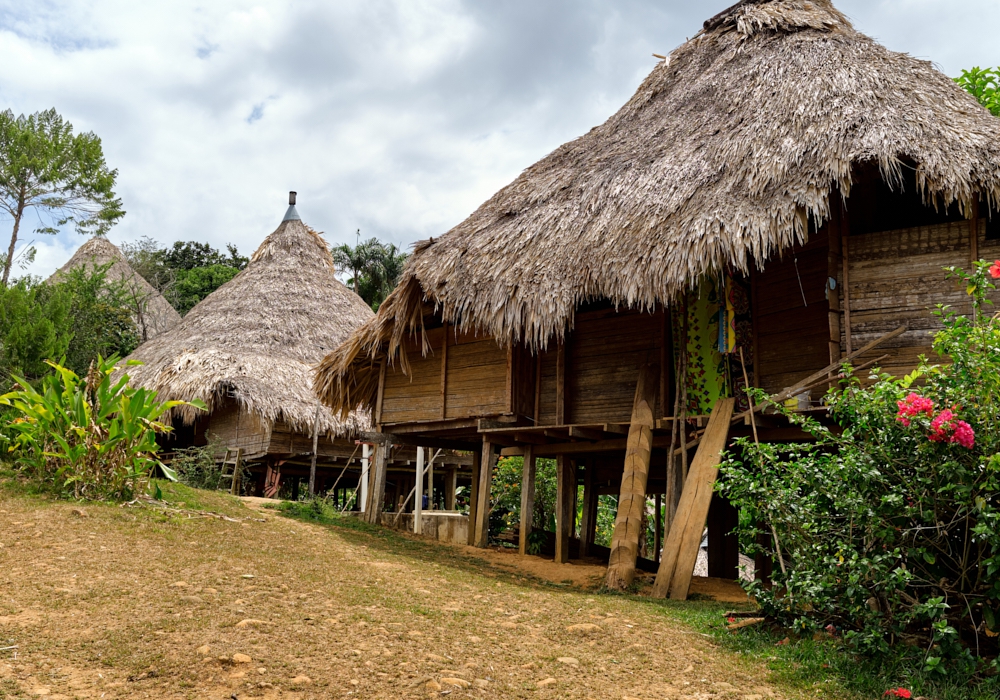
[721,260,1000,677]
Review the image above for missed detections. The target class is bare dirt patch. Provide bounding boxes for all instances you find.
[0,487,785,699]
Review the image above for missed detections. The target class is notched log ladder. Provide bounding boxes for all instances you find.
[604,363,659,590]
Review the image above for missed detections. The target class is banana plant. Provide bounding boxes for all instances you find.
[0,355,204,500]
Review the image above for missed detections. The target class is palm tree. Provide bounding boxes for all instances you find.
[331,235,408,310]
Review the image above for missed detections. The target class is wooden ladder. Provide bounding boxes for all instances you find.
[219,448,243,496]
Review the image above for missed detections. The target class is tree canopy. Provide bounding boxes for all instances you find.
[956,67,1000,117]
[120,237,248,315]
[0,108,124,286]
[331,235,408,310]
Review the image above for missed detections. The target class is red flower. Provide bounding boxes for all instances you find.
[897,393,934,427]
[884,689,912,699]
[990,260,1000,279]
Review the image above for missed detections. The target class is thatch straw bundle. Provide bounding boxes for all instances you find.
[316,0,1000,417]
[124,213,374,437]
[49,236,182,341]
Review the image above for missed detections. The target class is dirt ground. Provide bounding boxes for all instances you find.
[0,485,787,700]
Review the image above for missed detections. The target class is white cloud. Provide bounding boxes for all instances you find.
[0,0,996,281]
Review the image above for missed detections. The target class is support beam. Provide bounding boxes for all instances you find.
[467,450,481,546]
[366,443,391,525]
[444,468,457,511]
[555,455,574,564]
[414,447,425,535]
[473,439,497,548]
[578,460,595,558]
[605,363,660,590]
[518,446,537,556]
[360,443,371,513]
[653,398,735,599]
[654,493,663,564]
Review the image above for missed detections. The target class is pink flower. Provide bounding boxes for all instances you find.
[884,690,912,699]
[929,409,955,442]
[990,260,1000,279]
[952,420,976,449]
[897,393,934,426]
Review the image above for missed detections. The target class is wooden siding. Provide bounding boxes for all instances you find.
[754,229,831,395]
[380,326,510,426]
[845,220,981,377]
[206,399,271,458]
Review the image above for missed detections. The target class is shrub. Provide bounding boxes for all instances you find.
[721,260,1000,676]
[0,356,204,500]
[170,437,227,491]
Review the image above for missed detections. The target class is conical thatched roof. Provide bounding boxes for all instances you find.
[124,210,375,437]
[316,0,1000,415]
[49,236,182,341]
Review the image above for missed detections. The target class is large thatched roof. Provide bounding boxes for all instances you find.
[49,236,182,341]
[317,0,1000,416]
[124,206,374,437]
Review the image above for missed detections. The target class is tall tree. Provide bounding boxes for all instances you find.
[0,108,124,286]
[331,235,408,310]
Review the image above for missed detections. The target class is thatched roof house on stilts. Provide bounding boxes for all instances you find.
[122,194,471,513]
[49,236,182,342]
[316,0,1000,597]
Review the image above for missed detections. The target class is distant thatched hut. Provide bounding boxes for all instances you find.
[123,197,471,505]
[49,236,181,342]
[315,0,1000,586]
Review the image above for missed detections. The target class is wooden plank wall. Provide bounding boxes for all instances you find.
[753,229,831,395]
[206,399,271,458]
[379,326,511,425]
[533,308,665,426]
[845,220,995,375]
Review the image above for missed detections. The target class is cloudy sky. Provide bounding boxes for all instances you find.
[2,0,998,279]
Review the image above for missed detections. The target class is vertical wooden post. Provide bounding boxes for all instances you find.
[971,198,981,264]
[578,460,595,559]
[414,447,425,535]
[308,403,321,497]
[827,207,843,369]
[654,493,663,564]
[841,201,853,355]
[473,439,497,548]
[519,446,537,556]
[366,443,390,525]
[605,363,660,590]
[467,450,481,546]
[555,454,574,564]
[555,341,566,425]
[440,324,449,420]
[360,443,371,513]
[426,450,435,510]
[444,468,457,510]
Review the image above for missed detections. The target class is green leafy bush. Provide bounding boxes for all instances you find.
[0,356,203,500]
[956,67,1000,117]
[721,260,1000,676]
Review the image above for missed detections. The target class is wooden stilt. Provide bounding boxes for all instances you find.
[366,443,390,525]
[473,439,497,548]
[468,451,481,546]
[444,468,457,511]
[555,454,573,564]
[653,398,735,599]
[519,446,537,556]
[654,493,663,564]
[578,460,595,559]
[414,447,425,535]
[605,363,660,590]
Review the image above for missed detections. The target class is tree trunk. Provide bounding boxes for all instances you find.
[2,194,25,287]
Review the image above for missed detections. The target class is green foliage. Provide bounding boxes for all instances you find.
[721,261,1000,676]
[331,235,408,310]
[169,437,226,491]
[0,108,124,286]
[120,237,247,315]
[0,356,204,500]
[956,67,1000,117]
[0,277,72,384]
